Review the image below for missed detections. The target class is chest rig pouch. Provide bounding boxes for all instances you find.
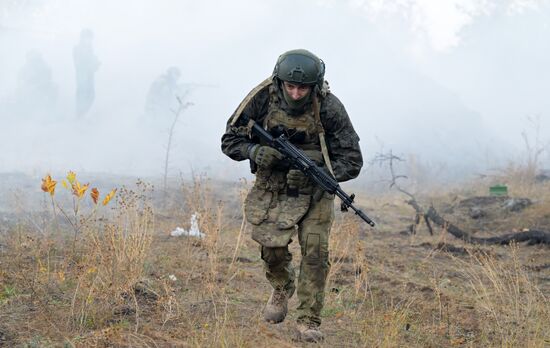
[245,84,325,247]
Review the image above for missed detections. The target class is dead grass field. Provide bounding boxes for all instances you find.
[0,172,549,347]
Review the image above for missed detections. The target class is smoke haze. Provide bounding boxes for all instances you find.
[1,0,549,181]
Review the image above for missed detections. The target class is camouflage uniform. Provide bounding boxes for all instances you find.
[221,79,362,326]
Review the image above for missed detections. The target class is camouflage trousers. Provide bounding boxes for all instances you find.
[260,192,334,326]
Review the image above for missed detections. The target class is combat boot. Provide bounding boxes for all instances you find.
[296,322,324,342]
[263,288,289,323]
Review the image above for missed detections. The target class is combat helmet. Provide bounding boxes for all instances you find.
[273,49,325,89]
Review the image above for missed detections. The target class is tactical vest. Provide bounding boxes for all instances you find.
[244,83,331,246]
[230,78,334,175]
[263,83,324,164]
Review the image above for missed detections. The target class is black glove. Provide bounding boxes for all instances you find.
[250,145,284,169]
[286,169,308,189]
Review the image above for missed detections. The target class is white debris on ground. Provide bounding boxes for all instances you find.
[168,274,177,281]
[170,213,205,238]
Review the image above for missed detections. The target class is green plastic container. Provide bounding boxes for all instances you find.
[489,184,508,196]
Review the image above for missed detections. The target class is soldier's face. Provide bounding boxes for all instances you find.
[283,81,312,101]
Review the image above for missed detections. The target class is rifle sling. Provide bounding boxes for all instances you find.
[312,95,335,177]
[230,77,273,126]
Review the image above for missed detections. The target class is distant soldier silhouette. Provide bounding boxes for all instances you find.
[16,50,58,119]
[73,29,100,118]
[144,66,185,121]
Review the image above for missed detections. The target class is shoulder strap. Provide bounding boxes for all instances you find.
[230,77,273,126]
[312,95,335,177]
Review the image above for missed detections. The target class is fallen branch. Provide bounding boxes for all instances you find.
[373,149,550,245]
[406,199,550,245]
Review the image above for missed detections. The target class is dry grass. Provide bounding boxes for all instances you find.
[69,182,154,331]
[459,244,550,347]
[0,171,549,347]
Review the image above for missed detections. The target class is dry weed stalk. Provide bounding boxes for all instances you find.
[328,215,371,301]
[158,279,180,329]
[228,178,250,276]
[327,215,358,287]
[352,241,370,300]
[163,96,193,194]
[359,297,414,348]
[70,181,154,330]
[181,173,224,281]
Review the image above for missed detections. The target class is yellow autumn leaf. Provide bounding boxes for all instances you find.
[102,188,117,206]
[61,180,68,189]
[41,174,57,196]
[72,181,89,198]
[90,188,99,204]
[66,171,76,184]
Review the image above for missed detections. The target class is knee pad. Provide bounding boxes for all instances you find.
[261,246,290,266]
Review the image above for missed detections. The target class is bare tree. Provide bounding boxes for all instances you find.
[163,96,193,194]
[521,115,545,179]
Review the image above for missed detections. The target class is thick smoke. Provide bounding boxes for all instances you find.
[0,0,548,182]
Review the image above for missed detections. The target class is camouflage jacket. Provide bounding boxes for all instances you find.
[221,82,363,182]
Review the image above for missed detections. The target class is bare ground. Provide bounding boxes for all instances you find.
[0,172,549,347]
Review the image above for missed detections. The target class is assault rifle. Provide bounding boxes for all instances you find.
[245,118,376,227]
